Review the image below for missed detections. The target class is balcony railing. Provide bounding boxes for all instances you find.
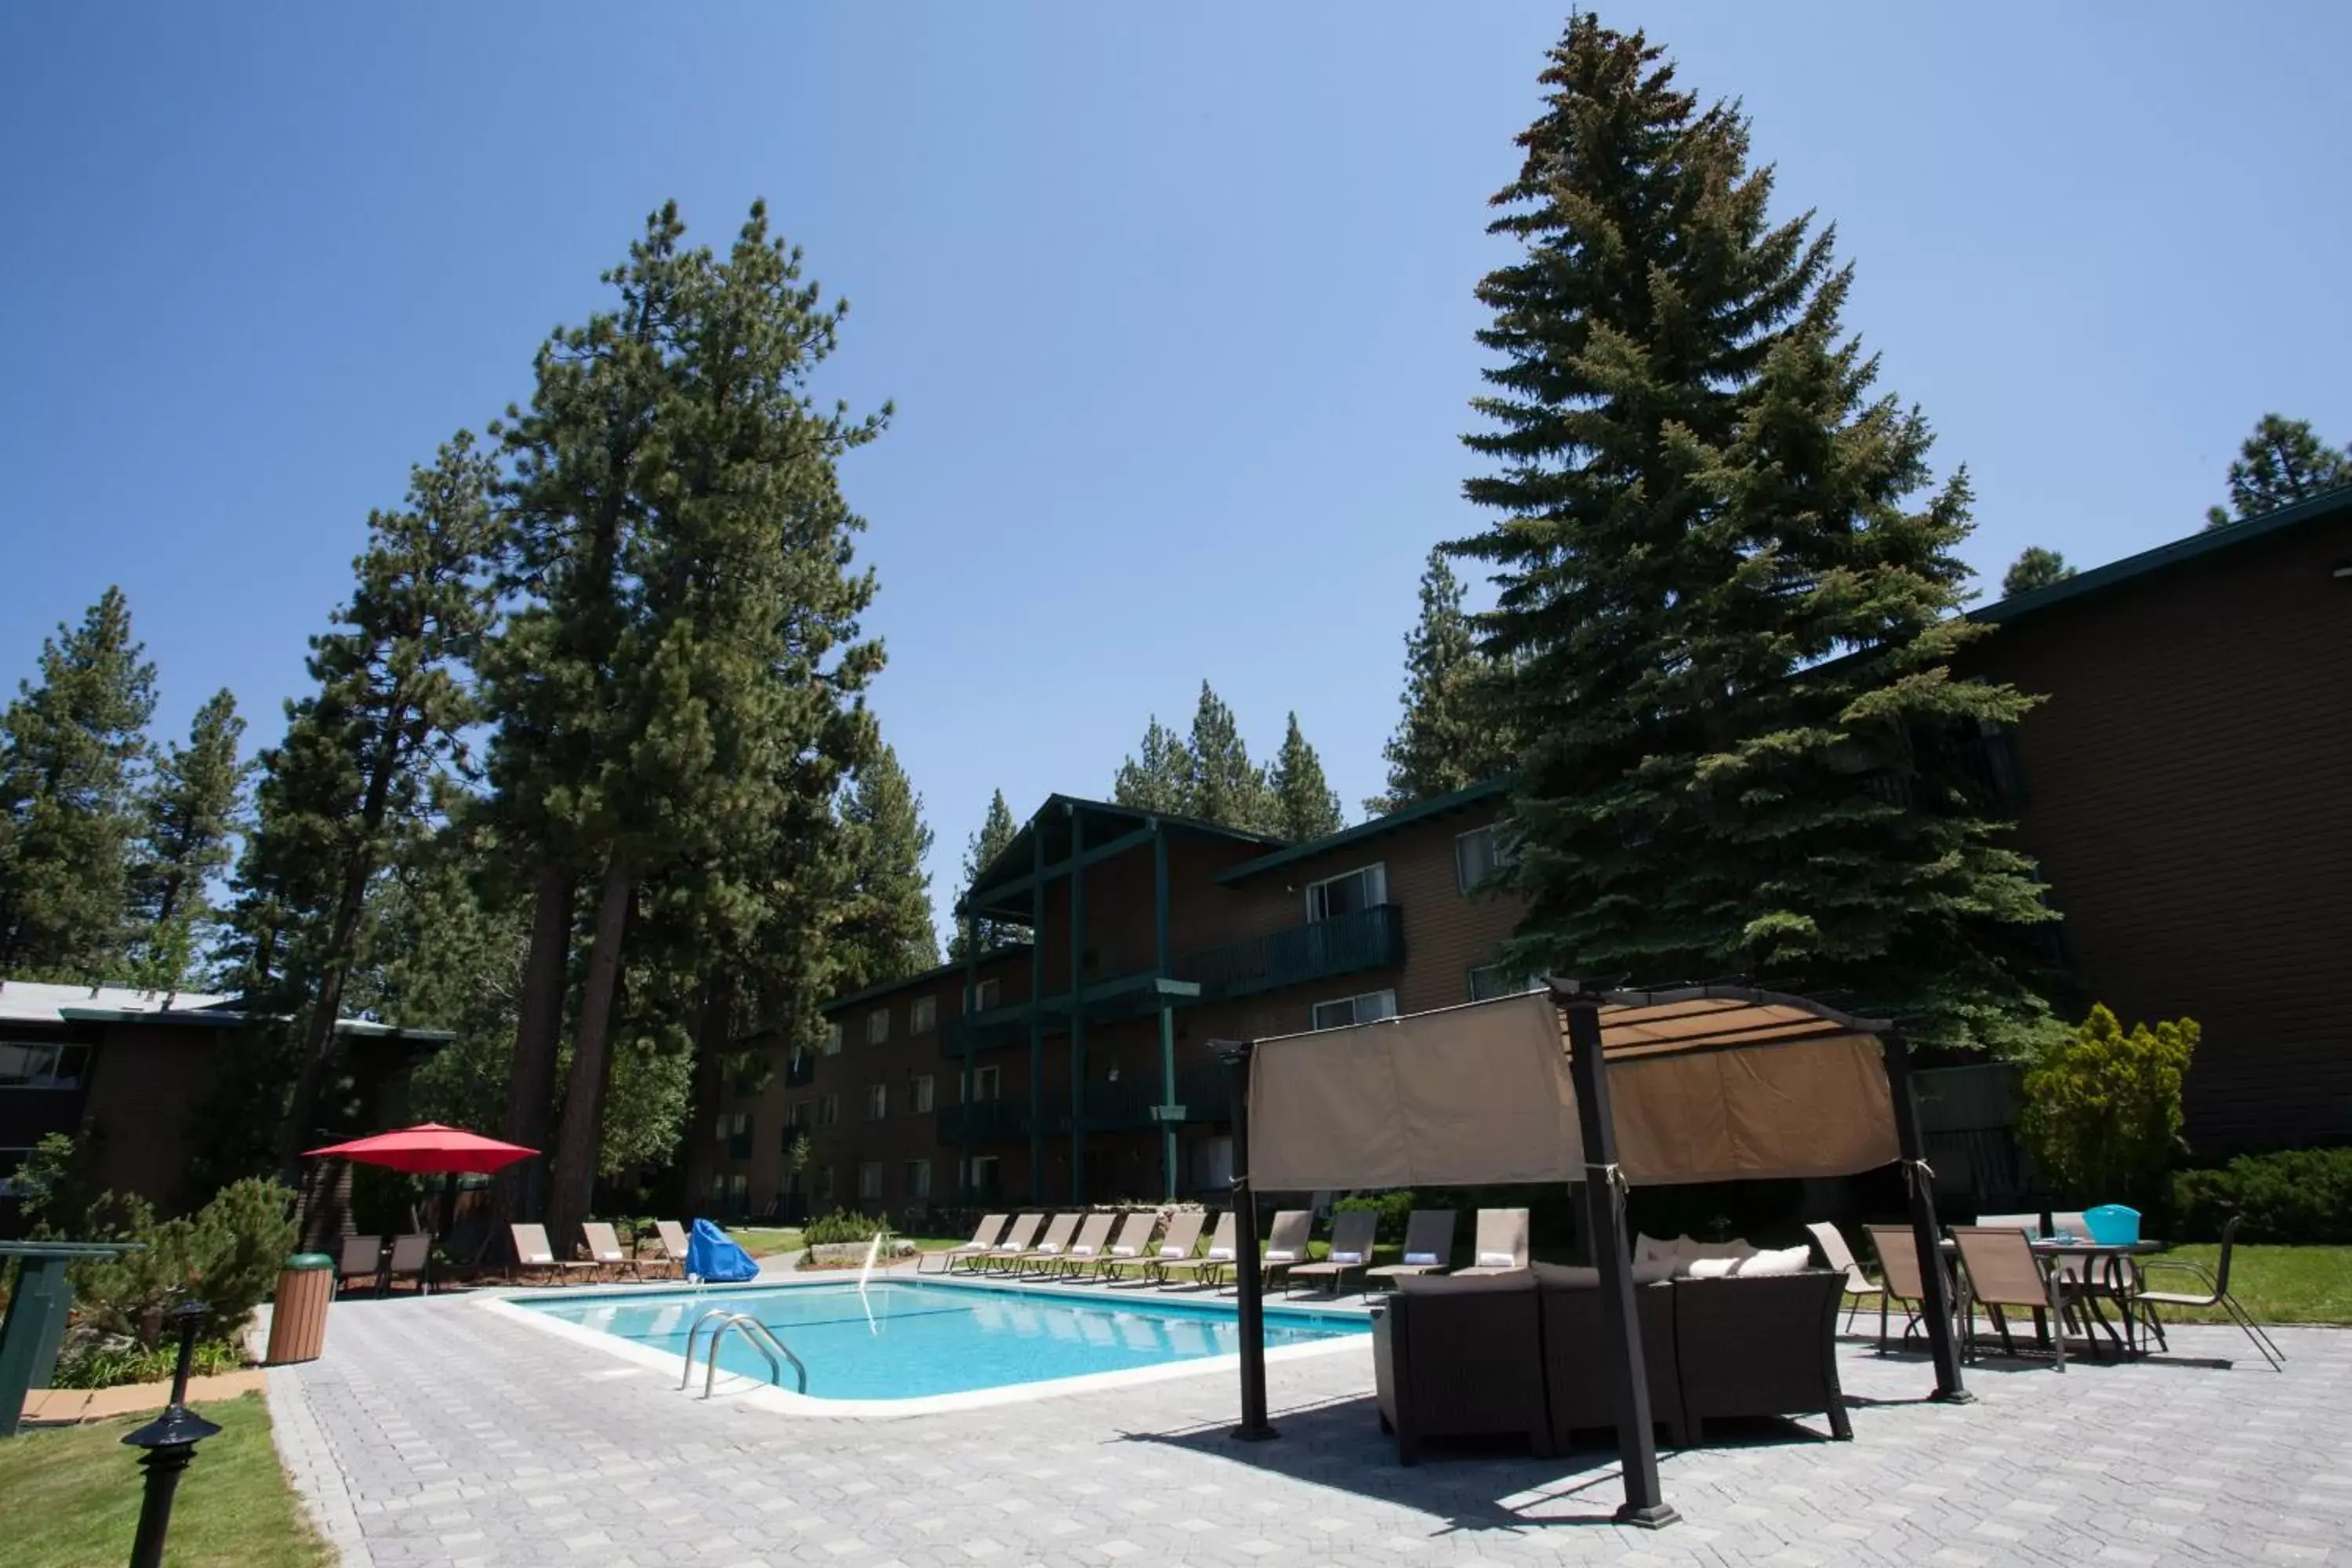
[1172,903,1406,1002]
[938,1098,1029,1144]
[936,1069,1236,1145]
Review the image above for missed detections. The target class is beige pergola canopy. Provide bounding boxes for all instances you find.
[1245,985,1899,1191]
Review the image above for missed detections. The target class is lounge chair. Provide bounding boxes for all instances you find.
[922,1213,1007,1274]
[1285,1210,1378,1297]
[510,1223,599,1284]
[581,1221,642,1280]
[1157,1212,1235,1287]
[1054,1214,1118,1278]
[1455,1208,1530,1276]
[1254,1210,1313,1293]
[335,1234,384,1295]
[1126,1210,1206,1283]
[2129,1215,2285,1370]
[1091,1212,1160,1279]
[969,1212,1044,1273]
[1365,1210,1456,1289]
[384,1233,431,1295]
[1951,1224,2076,1370]
[1000,1212,1080,1275]
[655,1219,691,1279]
[1805,1221,1886,1334]
[1862,1223,1933,1349]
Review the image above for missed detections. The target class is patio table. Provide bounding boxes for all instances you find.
[1939,1237,2165,1359]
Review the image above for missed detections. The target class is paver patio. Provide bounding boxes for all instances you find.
[267,1283,2351,1567]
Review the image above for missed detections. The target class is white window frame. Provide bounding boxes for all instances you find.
[1305,862,1387,923]
[1310,989,1398,1031]
[910,1073,935,1114]
[965,1154,1000,1195]
[815,1164,836,1203]
[906,1158,932,1200]
[866,1083,888,1121]
[858,1161,885,1202]
[818,1092,840,1127]
[909,995,937,1033]
[1454,823,1517,895]
[1466,964,1541,1003]
[964,977,1002,1014]
[972,1063,1002,1101]
[866,1008,891,1045]
[822,1021,844,1057]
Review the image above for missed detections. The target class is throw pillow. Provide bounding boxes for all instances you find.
[1733,1245,1813,1277]
[1680,1257,1740,1279]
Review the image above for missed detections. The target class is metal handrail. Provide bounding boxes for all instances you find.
[680,1309,808,1397]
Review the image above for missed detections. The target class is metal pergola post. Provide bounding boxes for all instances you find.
[1219,1039,1276,1442]
[1559,989,1678,1529]
[1154,818,1178,1202]
[1067,804,1087,1204]
[1884,1029,1970,1403]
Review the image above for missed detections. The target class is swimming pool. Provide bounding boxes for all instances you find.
[513,1279,1368,1403]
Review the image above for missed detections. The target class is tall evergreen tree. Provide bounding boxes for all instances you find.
[834,742,938,989]
[227,432,501,1177]
[1999,546,2075,600]
[2204,413,2352,528]
[1110,717,1192,815]
[0,587,156,979]
[1454,17,2055,1052]
[127,688,249,989]
[948,789,1023,960]
[1182,682,1276,834]
[1367,548,1511,815]
[1267,713,1345,841]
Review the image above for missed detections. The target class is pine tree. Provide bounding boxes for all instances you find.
[1454,16,2056,1052]
[0,587,157,979]
[1267,713,1344,841]
[1110,717,1192,815]
[1367,548,1511,815]
[949,789,1023,960]
[1182,682,1276,834]
[126,688,249,989]
[1999,546,2075,600]
[835,742,938,989]
[2205,413,2352,528]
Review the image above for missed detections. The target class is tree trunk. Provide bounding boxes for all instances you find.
[544,852,635,1254]
[494,862,577,1228]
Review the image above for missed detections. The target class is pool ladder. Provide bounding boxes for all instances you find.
[681,1310,808,1398]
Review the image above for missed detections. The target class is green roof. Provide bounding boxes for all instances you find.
[1214,777,1512,885]
[819,946,1034,1016]
[1976,483,2352,626]
[964,793,1285,913]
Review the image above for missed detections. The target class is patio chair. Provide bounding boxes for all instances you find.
[1805,1221,1886,1334]
[1091,1212,1160,1280]
[1054,1214,1118,1278]
[581,1221,642,1281]
[335,1235,384,1295]
[1284,1210,1379,1297]
[1861,1224,1933,1350]
[1373,1270,1550,1465]
[1000,1212,1080,1276]
[509,1223,598,1284]
[2129,1216,2285,1371]
[1949,1224,2075,1371]
[1455,1208,1530,1276]
[384,1233,431,1295]
[1365,1209,1455,1289]
[921,1213,1007,1274]
[970,1212,1044,1273]
[1157,1211,1234,1287]
[1255,1210,1313,1293]
[655,1220,691,1279]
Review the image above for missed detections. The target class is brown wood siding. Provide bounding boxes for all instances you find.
[1962,514,2352,1152]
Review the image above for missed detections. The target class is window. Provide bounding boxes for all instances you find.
[818,1093,840,1127]
[964,1154,1000,1199]
[716,1112,750,1160]
[1467,964,1541,1003]
[1455,823,1518,895]
[866,1008,891,1045]
[1305,863,1386,922]
[971,1064,1002,1101]
[963,978,1002,1013]
[786,1100,811,1131]
[910,996,937,1033]
[815,1164,836,1203]
[858,1161,885,1202]
[0,1148,34,1197]
[910,1073,935,1114]
[1310,989,1397,1030]
[906,1159,932,1200]
[822,1021,844,1057]
[0,1041,89,1090]
[866,1083,888,1121]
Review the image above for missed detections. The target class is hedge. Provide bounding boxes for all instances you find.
[2171,1147,2352,1244]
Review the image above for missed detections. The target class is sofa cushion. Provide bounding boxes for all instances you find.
[1398,1268,1536,1297]
[1733,1244,1813,1277]
[1680,1257,1740,1279]
[1533,1260,1679,1292]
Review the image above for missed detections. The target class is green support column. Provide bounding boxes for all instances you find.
[960,904,978,1203]
[1154,819,1178,1202]
[1067,803,1086,1204]
[1029,823,1046,1203]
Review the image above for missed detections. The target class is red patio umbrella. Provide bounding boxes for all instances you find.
[304,1122,537,1175]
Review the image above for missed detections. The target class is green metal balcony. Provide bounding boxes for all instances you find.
[1171,903,1406,1002]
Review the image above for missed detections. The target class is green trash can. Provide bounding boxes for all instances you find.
[265,1254,338,1365]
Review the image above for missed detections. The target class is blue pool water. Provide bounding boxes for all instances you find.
[521,1279,1367,1400]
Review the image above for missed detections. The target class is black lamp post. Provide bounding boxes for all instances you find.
[121,1300,221,1568]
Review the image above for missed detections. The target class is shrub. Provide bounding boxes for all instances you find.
[2020,1004,2198,1209]
[2172,1148,2352,1244]
[1334,1191,1417,1244]
[801,1208,890,1246]
[49,1336,242,1391]
[71,1177,297,1346]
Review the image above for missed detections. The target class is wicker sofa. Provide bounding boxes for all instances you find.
[1370,1262,1852,1463]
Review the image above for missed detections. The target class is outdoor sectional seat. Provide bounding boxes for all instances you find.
[1370,1269,1552,1465]
[1669,1270,1853,1443]
[1532,1261,1686,1449]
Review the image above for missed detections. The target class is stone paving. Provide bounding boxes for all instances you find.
[267,1282,2352,1567]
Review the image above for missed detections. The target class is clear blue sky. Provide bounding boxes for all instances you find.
[4,3,2347,935]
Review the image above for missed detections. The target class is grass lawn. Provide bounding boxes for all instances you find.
[2136,1243,2352,1325]
[0,1393,328,1568]
[725,1226,803,1257]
